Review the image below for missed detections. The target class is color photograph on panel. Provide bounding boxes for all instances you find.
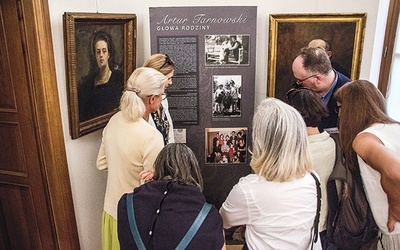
[205,127,247,164]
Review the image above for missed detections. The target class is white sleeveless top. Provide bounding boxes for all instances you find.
[358,123,400,249]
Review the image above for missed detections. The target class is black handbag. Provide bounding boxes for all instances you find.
[326,133,378,249]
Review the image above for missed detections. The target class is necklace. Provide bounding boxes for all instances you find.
[94,68,112,86]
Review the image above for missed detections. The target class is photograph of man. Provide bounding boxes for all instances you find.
[205,34,249,66]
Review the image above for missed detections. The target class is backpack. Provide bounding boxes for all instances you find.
[326,133,378,249]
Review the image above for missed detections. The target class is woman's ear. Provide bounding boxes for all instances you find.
[148,95,156,104]
[142,95,152,107]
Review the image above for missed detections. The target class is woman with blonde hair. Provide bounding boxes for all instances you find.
[220,98,321,249]
[335,80,400,249]
[143,54,175,145]
[97,67,168,249]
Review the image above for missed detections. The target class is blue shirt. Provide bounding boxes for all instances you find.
[321,72,339,106]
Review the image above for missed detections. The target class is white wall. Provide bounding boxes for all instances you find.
[47,0,388,249]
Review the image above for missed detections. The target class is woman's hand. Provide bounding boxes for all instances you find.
[139,170,154,184]
[381,171,400,232]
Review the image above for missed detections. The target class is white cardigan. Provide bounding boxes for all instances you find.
[308,131,335,231]
[97,112,164,219]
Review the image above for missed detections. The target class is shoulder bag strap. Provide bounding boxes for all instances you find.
[175,202,212,250]
[328,132,346,182]
[126,193,147,250]
[310,171,322,248]
[326,133,342,222]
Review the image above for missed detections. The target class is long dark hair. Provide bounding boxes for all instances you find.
[153,143,203,191]
[335,80,398,174]
[286,87,328,127]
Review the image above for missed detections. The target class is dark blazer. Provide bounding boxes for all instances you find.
[118,181,224,250]
[318,69,351,132]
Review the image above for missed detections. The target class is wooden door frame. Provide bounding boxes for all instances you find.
[20,0,80,248]
[378,0,400,96]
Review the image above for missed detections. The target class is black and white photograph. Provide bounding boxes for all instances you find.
[212,75,242,117]
[205,127,248,164]
[205,35,249,66]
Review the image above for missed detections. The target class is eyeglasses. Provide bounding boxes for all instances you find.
[159,54,175,70]
[295,74,317,85]
[146,93,167,100]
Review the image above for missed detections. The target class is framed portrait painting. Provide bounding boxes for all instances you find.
[267,13,366,100]
[63,12,137,139]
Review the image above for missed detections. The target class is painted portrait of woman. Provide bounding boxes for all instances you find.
[78,30,124,122]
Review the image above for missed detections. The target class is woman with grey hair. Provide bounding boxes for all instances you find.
[97,67,168,249]
[118,143,226,249]
[220,98,321,249]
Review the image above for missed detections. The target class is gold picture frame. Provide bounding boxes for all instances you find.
[63,12,136,139]
[267,13,366,100]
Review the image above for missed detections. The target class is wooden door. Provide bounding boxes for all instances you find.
[0,0,79,249]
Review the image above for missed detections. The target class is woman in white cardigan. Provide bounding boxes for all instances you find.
[96,67,168,250]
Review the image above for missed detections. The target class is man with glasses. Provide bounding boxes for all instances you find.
[291,46,351,132]
[308,38,351,78]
